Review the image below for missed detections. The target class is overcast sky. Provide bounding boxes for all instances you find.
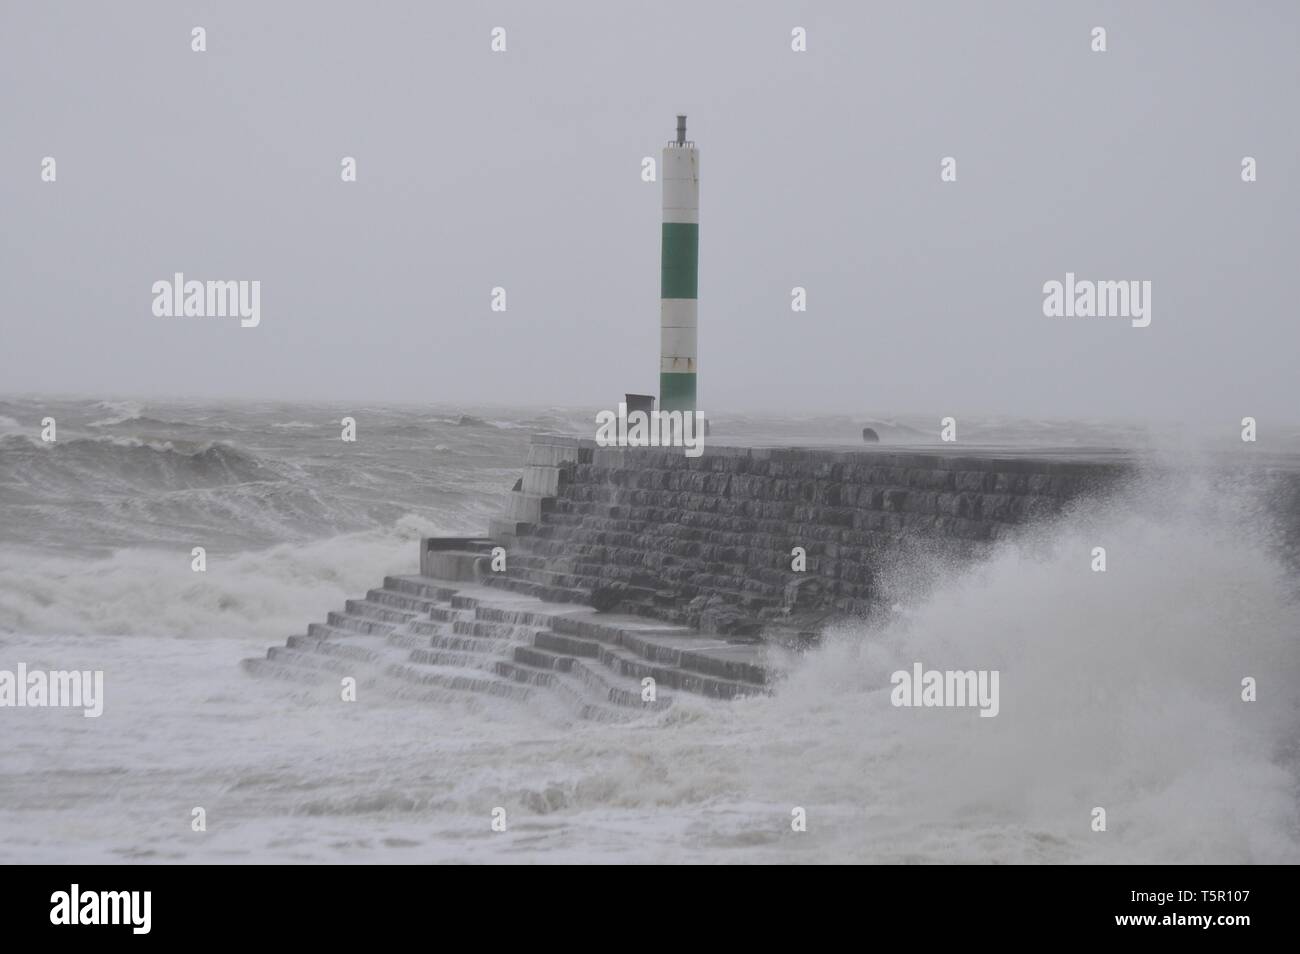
[2,1,1297,422]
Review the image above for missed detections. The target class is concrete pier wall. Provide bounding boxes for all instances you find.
[480,436,1133,634]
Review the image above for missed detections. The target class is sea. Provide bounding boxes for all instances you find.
[1,396,1297,863]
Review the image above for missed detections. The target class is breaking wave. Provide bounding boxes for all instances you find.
[706,467,1300,862]
[0,434,274,494]
[0,515,439,642]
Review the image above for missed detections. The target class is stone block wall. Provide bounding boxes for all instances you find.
[483,437,1132,633]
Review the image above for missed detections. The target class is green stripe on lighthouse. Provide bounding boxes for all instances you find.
[660,223,698,300]
[659,371,696,412]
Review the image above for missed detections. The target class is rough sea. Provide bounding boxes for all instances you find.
[1,397,1297,863]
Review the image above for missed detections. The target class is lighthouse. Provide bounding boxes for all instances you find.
[660,115,698,414]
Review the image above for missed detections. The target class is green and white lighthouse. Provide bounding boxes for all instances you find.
[660,115,698,414]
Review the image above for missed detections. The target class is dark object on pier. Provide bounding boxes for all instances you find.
[624,393,655,417]
[861,427,880,443]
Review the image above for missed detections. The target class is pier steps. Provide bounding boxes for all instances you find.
[242,574,767,718]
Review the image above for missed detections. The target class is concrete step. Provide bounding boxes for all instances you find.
[545,672,651,722]
[344,599,418,624]
[366,587,446,614]
[618,630,768,687]
[386,662,534,702]
[480,575,591,605]
[285,634,382,664]
[385,631,429,651]
[308,621,366,642]
[513,645,575,672]
[262,627,542,706]
[453,618,536,640]
[538,615,766,688]
[428,632,517,654]
[490,660,636,723]
[567,657,672,710]
[252,568,772,716]
[516,640,674,711]
[494,659,559,688]
[592,644,757,700]
[384,576,460,601]
[427,606,465,623]
[405,619,454,638]
[408,646,490,669]
[534,630,601,658]
[325,612,396,636]
[470,605,559,629]
[253,624,613,717]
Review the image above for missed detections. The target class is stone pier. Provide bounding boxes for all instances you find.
[480,435,1133,635]
[248,434,1300,715]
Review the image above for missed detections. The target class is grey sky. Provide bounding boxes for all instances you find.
[2,1,1297,422]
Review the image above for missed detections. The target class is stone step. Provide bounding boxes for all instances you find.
[285,634,382,663]
[385,662,534,702]
[481,575,591,605]
[408,646,490,669]
[428,632,517,655]
[621,632,766,686]
[366,587,447,614]
[505,663,646,722]
[308,621,365,642]
[494,659,559,688]
[566,657,673,710]
[406,619,455,638]
[270,631,543,706]
[453,618,537,640]
[325,612,396,636]
[493,649,665,717]
[533,630,601,658]
[466,650,644,722]
[253,564,774,713]
[384,576,460,601]
[254,607,662,719]
[344,599,418,624]
[471,606,560,629]
[513,645,575,672]
[543,615,764,687]
[518,639,674,711]
[447,594,769,689]
[591,643,759,700]
[385,631,429,651]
